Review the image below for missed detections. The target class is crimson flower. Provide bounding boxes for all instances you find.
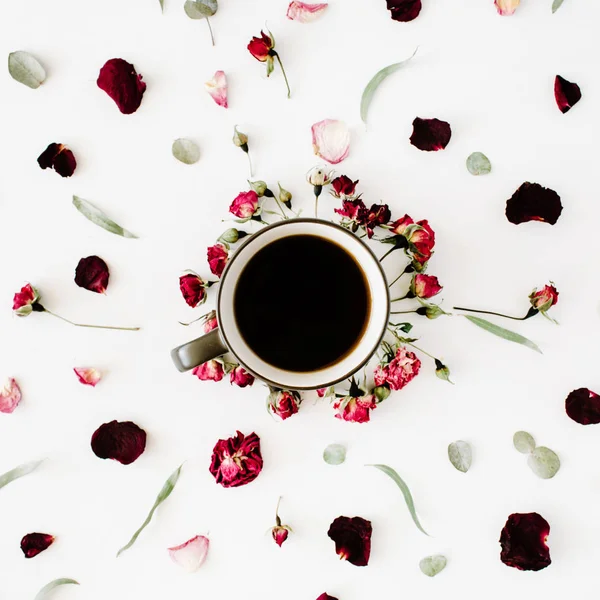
[207,243,228,277]
[91,420,147,465]
[331,175,358,198]
[229,190,260,221]
[12,283,39,317]
[209,431,263,488]
[37,143,76,177]
[192,360,225,382]
[75,256,109,294]
[20,533,55,558]
[247,30,291,98]
[529,284,558,314]
[410,274,443,299]
[230,365,254,388]
[500,513,551,571]
[271,497,292,547]
[268,389,301,420]
[327,516,372,566]
[179,272,209,308]
[97,58,146,114]
[365,203,391,238]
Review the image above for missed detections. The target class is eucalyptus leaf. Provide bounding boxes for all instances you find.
[528,446,560,479]
[172,138,200,164]
[34,578,79,600]
[466,152,491,176]
[73,196,138,239]
[8,51,46,89]
[552,0,565,12]
[463,316,542,354]
[448,441,472,473]
[184,0,217,18]
[419,555,447,577]
[159,0,164,11]
[0,459,43,491]
[117,464,182,556]
[360,47,418,124]
[513,431,536,454]
[323,443,346,465]
[366,464,428,535]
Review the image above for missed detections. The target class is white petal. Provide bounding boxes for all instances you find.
[168,535,209,573]
[494,0,520,15]
[311,119,350,165]
[286,1,328,23]
[74,367,102,387]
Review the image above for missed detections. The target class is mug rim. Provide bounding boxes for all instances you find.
[216,217,390,390]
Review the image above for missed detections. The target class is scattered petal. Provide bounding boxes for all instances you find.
[205,70,228,108]
[37,143,77,177]
[419,554,447,577]
[528,447,560,479]
[311,119,350,164]
[500,512,551,571]
[0,460,43,491]
[97,58,146,114]
[0,378,22,414]
[8,51,46,89]
[172,138,200,164]
[209,431,263,488]
[466,152,492,175]
[410,117,452,151]
[495,0,520,15]
[74,368,101,387]
[34,579,79,600]
[73,196,138,238]
[447,441,472,473]
[327,516,372,566]
[505,182,563,225]
[91,420,147,465]
[168,535,209,572]
[323,443,346,465]
[513,431,536,454]
[74,255,109,293]
[463,316,542,353]
[554,75,581,114]
[286,1,328,22]
[565,388,600,425]
[21,533,55,558]
[386,0,422,22]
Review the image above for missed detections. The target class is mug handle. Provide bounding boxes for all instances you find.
[171,328,229,372]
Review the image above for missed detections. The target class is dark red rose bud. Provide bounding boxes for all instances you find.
[207,243,229,278]
[565,388,600,425]
[271,525,290,547]
[410,117,452,151]
[365,203,391,238]
[20,533,55,558]
[335,198,368,223]
[179,273,206,308]
[554,75,581,114]
[316,595,339,600]
[500,513,551,571]
[74,255,109,294]
[248,31,274,62]
[331,175,358,198]
[386,0,422,22]
[91,420,147,465]
[327,516,372,567]
[97,58,146,114]
[505,182,563,225]
[37,143,77,177]
[209,431,263,488]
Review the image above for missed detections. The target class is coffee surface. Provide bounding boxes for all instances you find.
[234,234,370,372]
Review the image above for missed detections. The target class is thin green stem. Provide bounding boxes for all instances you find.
[247,152,253,178]
[274,53,291,99]
[405,341,436,361]
[274,197,287,219]
[453,306,527,321]
[390,294,409,303]
[389,310,417,315]
[45,309,140,331]
[205,18,215,46]
[314,195,319,218]
[379,246,395,262]
[388,269,409,288]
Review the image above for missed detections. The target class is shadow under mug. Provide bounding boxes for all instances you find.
[171,218,390,390]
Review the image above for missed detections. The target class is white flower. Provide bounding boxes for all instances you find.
[311,119,350,164]
[306,165,334,187]
[168,535,209,573]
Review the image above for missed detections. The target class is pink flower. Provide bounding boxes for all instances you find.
[168,535,209,572]
[21,533,55,558]
[74,368,101,387]
[179,272,207,308]
[91,420,147,465]
[203,311,218,333]
[12,283,39,317]
[411,274,443,299]
[374,346,421,391]
[229,190,259,220]
[230,366,255,388]
[333,396,377,423]
[529,284,559,313]
[97,58,146,114]
[0,378,22,414]
[207,243,228,277]
[209,430,263,488]
[272,526,290,547]
[192,360,224,382]
[494,0,520,16]
[75,256,110,294]
[205,70,228,108]
[312,119,350,164]
[286,1,328,22]
[37,143,77,177]
[268,390,302,420]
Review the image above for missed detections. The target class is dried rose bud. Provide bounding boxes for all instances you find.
[230,366,254,388]
[373,385,391,402]
[179,272,208,308]
[20,533,55,558]
[248,31,274,62]
[37,143,77,177]
[168,535,209,572]
[410,117,452,151]
[306,165,334,187]
[203,311,218,333]
[565,388,600,425]
[218,228,247,244]
[74,367,101,387]
[333,396,377,423]
[434,360,453,384]
[75,256,109,294]
[316,595,339,600]
[12,283,40,317]
[500,513,551,571]
[207,243,229,278]
[529,284,558,314]
[327,516,372,566]
[416,304,446,319]
[410,274,443,299]
[365,203,391,238]
[268,389,302,420]
[192,360,225,382]
[91,420,147,465]
[0,378,22,414]
[248,180,273,197]
[232,126,249,151]
[316,386,334,398]
[229,190,260,221]
[278,182,293,208]
[204,70,228,108]
[272,525,291,547]
[97,58,146,114]
[374,346,421,391]
[505,182,563,225]
[331,175,358,198]
[209,430,263,488]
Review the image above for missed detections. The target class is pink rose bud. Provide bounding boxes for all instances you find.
[209,431,263,488]
[97,58,146,114]
[207,243,229,278]
[229,190,260,221]
[411,274,443,299]
[271,525,290,547]
[74,255,110,294]
[286,1,329,22]
[529,284,559,313]
[37,143,77,178]
[374,346,421,391]
[204,70,228,108]
[20,533,55,558]
[192,360,225,382]
[91,420,147,465]
[168,535,209,572]
[12,283,40,317]
[179,272,207,308]
[230,366,255,388]
[333,396,377,424]
[494,0,520,16]
[0,378,22,414]
[268,390,302,420]
[74,367,102,387]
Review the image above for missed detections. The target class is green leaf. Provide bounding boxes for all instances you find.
[552,0,565,12]
[360,48,418,124]
[73,196,138,239]
[448,441,472,473]
[172,138,200,164]
[8,51,46,89]
[466,152,492,176]
[513,431,536,454]
[323,443,346,465]
[366,464,428,535]
[528,446,560,479]
[0,459,43,491]
[419,555,447,577]
[463,316,542,353]
[117,464,183,557]
[159,0,164,11]
[184,0,217,18]
[34,578,79,600]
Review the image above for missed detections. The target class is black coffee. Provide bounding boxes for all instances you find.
[234,234,370,372]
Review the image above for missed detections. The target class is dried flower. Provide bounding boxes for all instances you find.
[494,0,520,16]
[37,143,77,177]
[500,513,551,571]
[365,203,391,238]
[434,359,453,384]
[248,30,291,98]
[207,243,229,277]
[331,175,358,199]
[192,360,225,382]
[505,182,563,225]
[312,119,350,165]
[230,190,260,221]
[529,284,559,319]
[203,311,218,333]
[168,535,209,572]
[179,272,209,308]
[97,58,146,114]
[286,1,328,22]
[554,75,582,114]
[209,431,263,488]
[278,182,293,208]
[218,228,247,244]
[410,117,452,151]
[230,365,255,388]
[565,388,600,425]
[74,368,101,387]
[411,274,443,299]
[333,396,377,423]
[205,70,228,108]
[271,497,292,547]
[233,126,253,176]
[317,386,335,398]
[386,0,422,22]
[374,346,421,391]
[268,389,302,420]
[75,256,110,294]
[316,595,339,600]
[91,420,147,465]
[20,533,55,558]
[307,165,334,217]
[0,378,22,414]
[327,516,372,566]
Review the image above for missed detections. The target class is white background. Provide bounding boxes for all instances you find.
[1,0,599,599]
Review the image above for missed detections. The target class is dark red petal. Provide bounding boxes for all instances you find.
[316,595,339,600]
[97,58,146,114]
[554,75,582,114]
[565,387,600,425]
[386,0,422,21]
[20,533,55,558]
[500,513,551,571]
[327,516,372,567]
[52,147,77,177]
[409,117,452,151]
[91,420,147,465]
[505,182,563,225]
[74,255,110,294]
[37,143,62,170]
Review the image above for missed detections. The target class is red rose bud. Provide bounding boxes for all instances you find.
[207,243,228,277]
[229,190,260,221]
[248,31,274,62]
[268,389,301,420]
[386,0,422,21]
[554,75,581,114]
[529,284,558,313]
[192,360,225,382]
[411,274,442,299]
[91,420,147,465]
[374,346,421,391]
[209,430,263,488]
[37,143,77,177]
[12,283,40,317]
[410,117,452,151]
[75,255,109,294]
[500,512,551,571]
[505,182,563,225]
[389,214,414,235]
[408,220,435,265]
[230,365,254,388]
[333,396,377,423]
[327,516,372,567]
[316,595,339,600]
[20,533,55,558]
[272,526,290,547]
[365,204,391,238]
[565,388,600,425]
[331,175,358,198]
[97,58,146,114]
[179,272,207,308]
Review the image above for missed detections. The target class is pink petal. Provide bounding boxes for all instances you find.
[0,378,22,414]
[205,71,228,108]
[74,368,102,387]
[286,1,328,22]
[168,535,210,572]
[312,119,350,165]
[494,0,520,15]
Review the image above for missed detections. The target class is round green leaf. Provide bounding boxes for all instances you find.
[447,440,472,473]
[527,446,560,479]
[419,555,447,577]
[323,443,346,465]
[172,138,200,164]
[8,51,46,89]
[466,152,491,176]
[184,0,217,18]
[513,431,536,454]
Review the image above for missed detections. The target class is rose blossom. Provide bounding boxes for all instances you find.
[37,143,77,178]
[331,175,358,198]
[97,58,146,114]
[312,119,350,164]
[168,535,209,572]
[230,366,254,388]
[529,284,558,313]
[411,274,443,299]
[335,198,368,223]
[333,396,377,424]
[73,367,101,387]
[389,214,414,235]
[192,360,224,382]
[286,1,328,22]
[229,190,259,220]
[495,0,520,16]
[500,513,551,571]
[91,420,147,465]
[408,220,436,266]
[374,346,421,391]
[365,203,391,238]
[204,70,228,108]
[12,283,39,317]
[0,378,22,414]
[248,31,274,62]
[179,272,207,308]
[565,388,600,425]
[327,516,372,566]
[20,533,55,558]
[268,390,301,420]
[207,243,228,277]
[74,256,109,294]
[272,526,290,547]
[209,430,263,488]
